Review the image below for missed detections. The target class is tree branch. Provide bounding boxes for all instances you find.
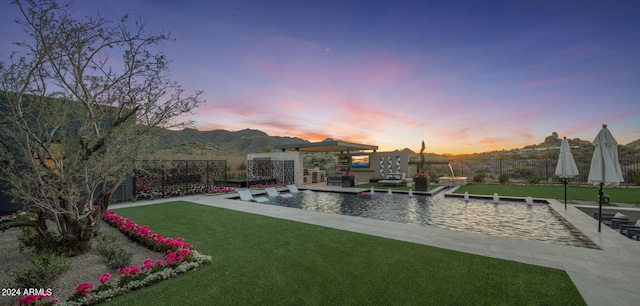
[0,220,38,232]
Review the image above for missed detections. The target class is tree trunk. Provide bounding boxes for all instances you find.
[63,214,96,257]
[63,192,111,256]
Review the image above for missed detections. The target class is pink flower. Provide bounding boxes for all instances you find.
[18,295,40,306]
[76,282,93,295]
[155,259,165,266]
[180,249,192,257]
[130,266,141,275]
[99,272,111,284]
[415,172,430,178]
[143,259,154,270]
[118,267,131,275]
[17,294,55,305]
[166,257,176,265]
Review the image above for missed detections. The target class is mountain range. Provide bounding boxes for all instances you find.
[154,128,640,157]
[155,128,310,153]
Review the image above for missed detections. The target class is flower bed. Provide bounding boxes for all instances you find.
[135,184,236,200]
[249,183,287,189]
[0,214,16,224]
[17,208,212,306]
[207,187,236,194]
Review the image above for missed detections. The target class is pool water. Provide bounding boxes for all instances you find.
[254,191,595,248]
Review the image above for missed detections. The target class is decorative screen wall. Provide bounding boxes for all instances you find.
[247,159,296,185]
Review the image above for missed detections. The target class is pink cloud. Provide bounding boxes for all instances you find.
[248,50,419,92]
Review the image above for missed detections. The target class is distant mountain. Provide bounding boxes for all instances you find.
[154,128,310,153]
[152,128,639,157]
[627,139,640,147]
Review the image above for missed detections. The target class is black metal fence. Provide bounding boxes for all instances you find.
[429,156,640,184]
[131,160,227,200]
[116,159,297,201]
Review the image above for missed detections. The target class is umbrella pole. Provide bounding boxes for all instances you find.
[598,183,603,232]
[563,178,568,209]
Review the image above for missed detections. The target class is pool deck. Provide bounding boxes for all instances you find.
[110,185,640,306]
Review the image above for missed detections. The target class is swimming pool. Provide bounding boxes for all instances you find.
[249,191,596,248]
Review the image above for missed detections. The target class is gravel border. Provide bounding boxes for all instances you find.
[0,220,164,305]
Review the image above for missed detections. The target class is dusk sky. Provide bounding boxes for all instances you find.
[1,1,639,154]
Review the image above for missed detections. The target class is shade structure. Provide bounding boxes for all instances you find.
[555,137,579,209]
[587,124,624,232]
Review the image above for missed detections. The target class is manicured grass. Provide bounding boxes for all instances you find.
[105,201,585,305]
[454,183,640,205]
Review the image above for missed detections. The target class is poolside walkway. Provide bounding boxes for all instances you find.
[110,186,640,306]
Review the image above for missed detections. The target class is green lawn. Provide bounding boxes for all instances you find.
[105,201,585,305]
[454,183,640,205]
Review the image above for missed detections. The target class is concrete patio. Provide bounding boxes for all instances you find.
[110,186,640,306]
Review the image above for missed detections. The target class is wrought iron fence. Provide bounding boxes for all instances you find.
[132,160,227,200]
[438,156,640,184]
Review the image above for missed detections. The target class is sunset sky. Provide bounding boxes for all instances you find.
[1,1,639,154]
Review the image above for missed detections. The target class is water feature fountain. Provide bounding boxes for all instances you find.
[370,186,375,194]
[387,188,392,195]
[464,191,469,201]
[408,189,413,197]
[526,196,533,205]
[492,193,500,204]
[437,163,468,187]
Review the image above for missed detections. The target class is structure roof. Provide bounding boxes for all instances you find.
[274,141,378,153]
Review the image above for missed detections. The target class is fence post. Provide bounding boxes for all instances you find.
[132,170,137,201]
[161,169,166,198]
[206,161,210,187]
[545,158,549,183]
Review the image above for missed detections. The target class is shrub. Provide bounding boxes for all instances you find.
[18,227,68,256]
[528,173,542,184]
[473,171,486,183]
[498,172,509,184]
[11,254,70,288]
[97,233,133,269]
[634,172,640,186]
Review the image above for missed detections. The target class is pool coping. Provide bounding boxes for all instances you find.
[110,187,640,305]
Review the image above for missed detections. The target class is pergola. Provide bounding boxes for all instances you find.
[274,141,378,153]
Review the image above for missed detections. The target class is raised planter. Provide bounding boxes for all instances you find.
[414,177,429,191]
[341,176,355,187]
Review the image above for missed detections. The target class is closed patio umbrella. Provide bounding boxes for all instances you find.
[587,124,624,232]
[555,137,579,209]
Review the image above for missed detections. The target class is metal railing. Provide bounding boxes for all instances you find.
[131,160,227,200]
[424,156,640,184]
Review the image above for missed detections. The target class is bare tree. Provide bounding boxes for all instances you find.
[0,0,203,255]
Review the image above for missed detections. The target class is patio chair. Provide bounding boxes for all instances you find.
[626,228,640,240]
[619,219,640,238]
[378,172,404,186]
[287,184,313,194]
[265,187,293,198]
[594,212,628,228]
[237,190,269,203]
